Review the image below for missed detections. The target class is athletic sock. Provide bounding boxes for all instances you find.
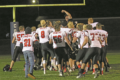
[78,64,81,69]
[95,68,98,71]
[93,68,95,73]
[86,67,88,72]
[101,68,103,74]
[79,69,84,74]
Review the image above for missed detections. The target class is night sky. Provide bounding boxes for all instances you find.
[0,0,120,38]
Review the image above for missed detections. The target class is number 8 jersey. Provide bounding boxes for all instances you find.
[36,27,50,43]
[49,31,66,49]
[20,34,37,52]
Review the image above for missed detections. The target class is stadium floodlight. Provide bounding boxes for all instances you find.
[32,0,36,3]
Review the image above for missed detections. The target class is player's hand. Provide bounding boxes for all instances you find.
[61,10,66,13]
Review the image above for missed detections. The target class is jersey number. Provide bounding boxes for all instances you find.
[17,34,24,41]
[41,31,45,38]
[24,39,31,47]
[53,35,62,43]
[90,33,98,41]
[101,34,105,42]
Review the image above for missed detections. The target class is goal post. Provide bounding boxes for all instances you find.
[0,0,85,8]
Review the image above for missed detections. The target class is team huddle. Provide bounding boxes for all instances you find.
[4,10,111,79]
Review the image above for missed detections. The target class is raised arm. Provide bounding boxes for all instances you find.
[61,10,72,19]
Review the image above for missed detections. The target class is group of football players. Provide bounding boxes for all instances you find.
[6,10,111,79]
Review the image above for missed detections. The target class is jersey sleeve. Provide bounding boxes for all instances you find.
[105,32,108,38]
[67,29,73,34]
[62,31,67,37]
[13,32,16,37]
[84,31,88,37]
[36,28,39,34]
[74,31,81,38]
[32,35,38,42]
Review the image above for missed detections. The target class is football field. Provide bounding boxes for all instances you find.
[0,52,120,80]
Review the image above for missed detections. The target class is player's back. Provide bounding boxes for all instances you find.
[47,27,55,33]
[36,27,50,43]
[60,27,72,35]
[96,30,108,46]
[13,31,25,46]
[87,30,101,48]
[49,31,66,48]
[21,34,36,52]
[90,22,98,30]
[81,31,89,48]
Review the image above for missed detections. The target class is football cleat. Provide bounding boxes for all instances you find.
[44,69,46,74]
[94,70,99,78]
[109,67,112,69]
[28,73,36,79]
[59,72,63,76]
[69,69,72,73]
[76,73,85,78]
[8,68,12,72]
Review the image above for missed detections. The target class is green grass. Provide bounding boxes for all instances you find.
[0,52,120,80]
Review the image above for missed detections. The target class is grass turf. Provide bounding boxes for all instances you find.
[0,52,120,80]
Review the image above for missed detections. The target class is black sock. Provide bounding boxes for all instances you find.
[95,68,98,71]
[79,69,84,74]
[107,63,110,67]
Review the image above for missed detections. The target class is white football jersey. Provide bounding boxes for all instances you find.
[13,31,25,46]
[49,31,66,48]
[60,28,73,35]
[72,28,78,37]
[96,30,108,46]
[85,30,101,48]
[90,22,98,29]
[36,27,50,43]
[47,27,55,33]
[60,28,73,42]
[31,31,36,36]
[74,31,89,48]
[20,34,37,52]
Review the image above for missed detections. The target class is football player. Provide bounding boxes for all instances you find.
[46,20,56,70]
[49,21,71,76]
[36,20,55,74]
[67,21,76,72]
[31,26,38,63]
[96,23,108,75]
[9,26,25,71]
[61,10,73,25]
[77,24,102,78]
[88,18,98,30]
[72,24,89,72]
